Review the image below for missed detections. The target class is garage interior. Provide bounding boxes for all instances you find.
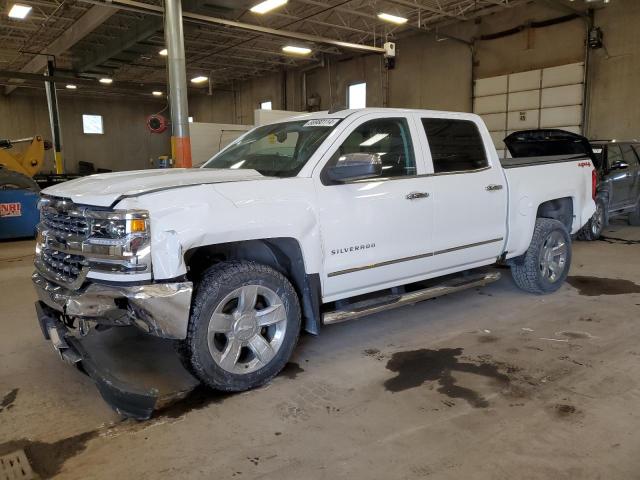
[1,0,640,479]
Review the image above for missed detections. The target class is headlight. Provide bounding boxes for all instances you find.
[91,212,148,239]
[86,210,151,274]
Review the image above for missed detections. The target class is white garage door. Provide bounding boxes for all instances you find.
[473,62,584,157]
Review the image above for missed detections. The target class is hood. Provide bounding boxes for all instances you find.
[504,129,600,170]
[42,168,267,207]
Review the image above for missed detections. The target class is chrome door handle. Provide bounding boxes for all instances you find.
[486,184,503,191]
[406,191,430,200]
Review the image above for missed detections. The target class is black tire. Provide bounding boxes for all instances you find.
[176,261,301,392]
[510,218,572,294]
[577,198,606,241]
[630,202,640,226]
[0,168,40,191]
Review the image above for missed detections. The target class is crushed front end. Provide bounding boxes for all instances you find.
[32,196,193,419]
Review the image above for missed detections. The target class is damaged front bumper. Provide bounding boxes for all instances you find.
[35,301,159,419]
[32,272,194,419]
[32,272,193,339]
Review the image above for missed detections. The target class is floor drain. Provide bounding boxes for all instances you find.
[0,450,36,480]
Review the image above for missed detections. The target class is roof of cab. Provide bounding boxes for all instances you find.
[272,107,479,124]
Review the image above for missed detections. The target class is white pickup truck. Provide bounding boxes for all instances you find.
[33,108,596,418]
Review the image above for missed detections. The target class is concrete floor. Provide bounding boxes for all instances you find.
[1,223,640,480]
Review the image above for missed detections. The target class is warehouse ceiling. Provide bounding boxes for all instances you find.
[0,0,595,95]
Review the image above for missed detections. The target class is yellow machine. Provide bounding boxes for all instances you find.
[0,136,48,178]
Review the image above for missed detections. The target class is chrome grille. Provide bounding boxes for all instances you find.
[40,249,88,285]
[41,210,90,238]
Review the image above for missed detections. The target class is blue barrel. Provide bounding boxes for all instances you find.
[0,189,40,240]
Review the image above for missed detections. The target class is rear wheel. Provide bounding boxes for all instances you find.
[578,198,606,240]
[177,261,301,391]
[510,218,572,294]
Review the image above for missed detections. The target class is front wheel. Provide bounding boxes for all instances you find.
[177,261,301,392]
[510,218,572,294]
[578,198,606,241]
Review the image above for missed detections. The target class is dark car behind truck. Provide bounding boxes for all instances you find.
[585,140,640,238]
[504,130,640,240]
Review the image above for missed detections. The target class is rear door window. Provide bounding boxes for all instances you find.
[622,144,640,166]
[421,118,488,173]
[607,145,623,170]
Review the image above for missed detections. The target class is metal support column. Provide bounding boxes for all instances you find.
[164,0,191,168]
[44,60,64,174]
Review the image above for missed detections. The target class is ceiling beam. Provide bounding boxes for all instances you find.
[73,15,162,73]
[81,0,386,53]
[4,5,117,95]
[73,0,213,73]
[385,0,466,20]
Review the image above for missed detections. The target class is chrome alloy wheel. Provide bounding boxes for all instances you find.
[591,202,604,236]
[539,231,568,283]
[207,285,287,374]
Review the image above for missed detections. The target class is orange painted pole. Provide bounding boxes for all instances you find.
[171,136,192,168]
[164,0,192,168]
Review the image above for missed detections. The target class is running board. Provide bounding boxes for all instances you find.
[322,271,501,325]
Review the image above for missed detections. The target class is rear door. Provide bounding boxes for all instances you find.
[415,114,508,273]
[607,144,637,210]
[620,144,640,207]
[631,144,640,205]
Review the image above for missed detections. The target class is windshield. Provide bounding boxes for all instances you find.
[202,119,340,177]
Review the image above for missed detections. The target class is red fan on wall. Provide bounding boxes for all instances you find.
[146,114,168,133]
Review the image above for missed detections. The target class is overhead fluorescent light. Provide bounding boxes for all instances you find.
[152,91,163,96]
[282,45,311,55]
[250,0,287,14]
[159,48,167,56]
[377,12,408,25]
[8,3,32,19]
[66,84,77,90]
[360,133,389,147]
[191,76,208,84]
[99,78,113,84]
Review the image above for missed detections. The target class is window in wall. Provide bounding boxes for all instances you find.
[324,117,416,180]
[347,82,366,109]
[421,118,488,173]
[82,114,103,135]
[260,100,273,110]
[188,116,194,123]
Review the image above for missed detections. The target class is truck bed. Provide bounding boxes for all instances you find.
[500,154,588,169]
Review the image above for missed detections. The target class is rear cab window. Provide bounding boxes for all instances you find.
[420,118,489,174]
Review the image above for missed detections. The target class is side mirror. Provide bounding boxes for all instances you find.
[327,152,383,183]
[610,160,629,171]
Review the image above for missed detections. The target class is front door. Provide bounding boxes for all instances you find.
[313,114,435,302]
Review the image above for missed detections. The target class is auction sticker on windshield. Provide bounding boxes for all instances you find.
[303,119,340,127]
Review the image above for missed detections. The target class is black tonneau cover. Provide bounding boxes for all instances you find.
[503,129,600,169]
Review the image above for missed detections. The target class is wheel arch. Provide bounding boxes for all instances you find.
[184,238,322,335]
[536,196,574,232]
